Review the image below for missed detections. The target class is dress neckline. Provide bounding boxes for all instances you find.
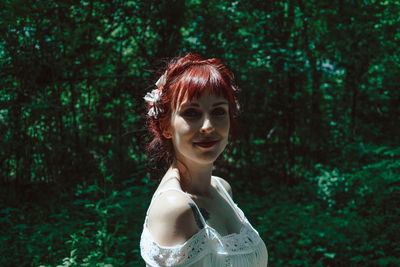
[145,176,249,242]
[143,219,248,246]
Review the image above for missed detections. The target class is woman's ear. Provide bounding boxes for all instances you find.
[162,128,172,139]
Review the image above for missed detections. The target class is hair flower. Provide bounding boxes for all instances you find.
[144,71,167,118]
[144,89,161,118]
[144,88,162,103]
[155,71,167,88]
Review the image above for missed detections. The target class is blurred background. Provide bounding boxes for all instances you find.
[1,0,399,266]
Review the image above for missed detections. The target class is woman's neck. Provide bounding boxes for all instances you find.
[171,160,213,197]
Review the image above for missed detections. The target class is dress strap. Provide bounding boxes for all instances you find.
[146,188,207,227]
[213,176,245,222]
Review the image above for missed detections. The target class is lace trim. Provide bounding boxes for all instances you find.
[207,223,261,255]
[141,221,263,266]
[140,225,209,266]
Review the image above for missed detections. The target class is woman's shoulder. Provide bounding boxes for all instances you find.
[146,184,201,247]
[212,175,233,198]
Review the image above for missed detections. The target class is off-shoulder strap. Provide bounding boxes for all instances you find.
[142,188,210,266]
[146,188,207,228]
[213,177,245,222]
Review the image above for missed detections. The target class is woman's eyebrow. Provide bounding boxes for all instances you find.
[213,101,228,106]
[181,101,228,108]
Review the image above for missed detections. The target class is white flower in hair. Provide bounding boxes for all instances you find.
[155,71,167,88]
[144,88,162,104]
[147,105,158,118]
[144,71,167,118]
[144,89,161,118]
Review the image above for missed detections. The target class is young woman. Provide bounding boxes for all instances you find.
[140,54,268,266]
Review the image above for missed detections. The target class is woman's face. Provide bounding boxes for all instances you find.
[165,93,230,166]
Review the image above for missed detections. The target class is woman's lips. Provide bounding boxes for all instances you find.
[194,140,219,148]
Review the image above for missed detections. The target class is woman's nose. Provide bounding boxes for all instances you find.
[200,116,214,134]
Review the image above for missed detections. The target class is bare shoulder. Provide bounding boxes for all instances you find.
[146,190,202,247]
[213,176,233,198]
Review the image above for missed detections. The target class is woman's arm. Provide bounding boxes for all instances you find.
[147,191,201,246]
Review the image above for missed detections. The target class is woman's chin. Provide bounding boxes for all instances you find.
[193,149,224,165]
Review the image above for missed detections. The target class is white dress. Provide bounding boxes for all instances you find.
[140,177,268,267]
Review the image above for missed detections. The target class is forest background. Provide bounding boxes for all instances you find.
[1,0,399,266]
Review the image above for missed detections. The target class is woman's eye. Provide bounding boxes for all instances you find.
[212,108,226,116]
[182,108,200,117]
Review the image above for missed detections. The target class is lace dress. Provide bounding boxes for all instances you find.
[140,177,268,267]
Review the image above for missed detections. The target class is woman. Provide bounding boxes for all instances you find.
[140,54,268,266]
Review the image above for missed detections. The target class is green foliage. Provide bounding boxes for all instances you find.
[0,176,156,266]
[236,146,400,266]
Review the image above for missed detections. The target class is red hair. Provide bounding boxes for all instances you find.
[145,53,240,168]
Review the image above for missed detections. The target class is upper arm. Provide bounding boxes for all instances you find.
[215,176,233,198]
[146,191,201,247]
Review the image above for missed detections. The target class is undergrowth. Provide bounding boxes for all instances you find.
[1,145,399,266]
